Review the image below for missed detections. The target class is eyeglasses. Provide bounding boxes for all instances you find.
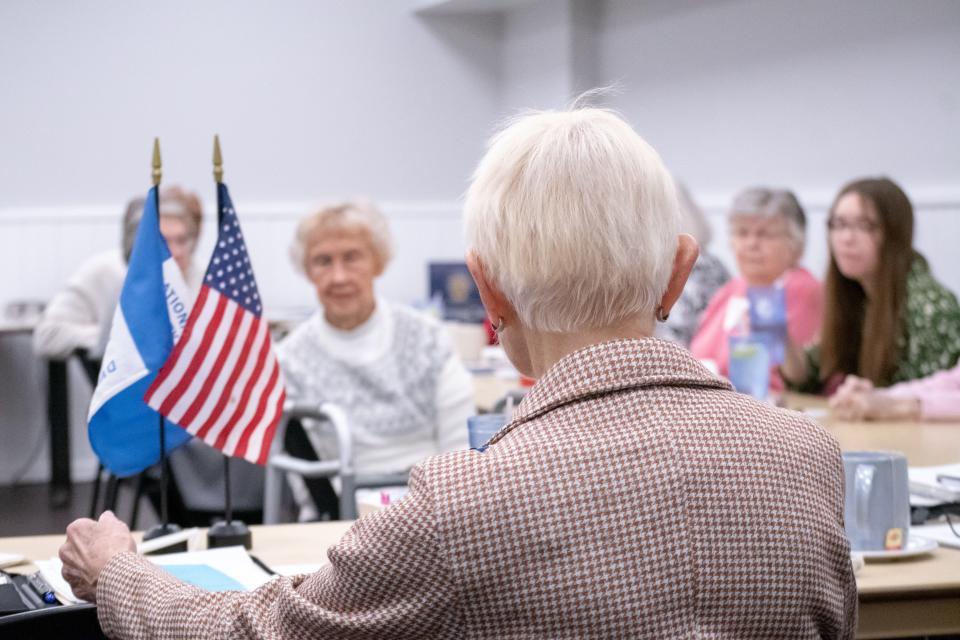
[945,511,960,540]
[730,227,789,242]
[307,249,372,272]
[164,234,197,250]
[827,217,880,234]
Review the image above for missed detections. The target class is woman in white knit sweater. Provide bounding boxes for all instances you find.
[278,201,474,517]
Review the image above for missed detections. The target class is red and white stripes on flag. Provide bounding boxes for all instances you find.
[145,286,284,464]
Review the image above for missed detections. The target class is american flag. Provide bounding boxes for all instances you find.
[145,183,285,465]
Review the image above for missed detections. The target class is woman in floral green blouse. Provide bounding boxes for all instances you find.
[782,177,960,394]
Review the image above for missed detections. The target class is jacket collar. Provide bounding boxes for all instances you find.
[490,338,732,445]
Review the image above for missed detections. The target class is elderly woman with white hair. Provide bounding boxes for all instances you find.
[276,201,473,517]
[690,187,823,389]
[59,106,855,638]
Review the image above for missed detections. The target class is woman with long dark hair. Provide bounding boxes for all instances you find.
[782,177,960,393]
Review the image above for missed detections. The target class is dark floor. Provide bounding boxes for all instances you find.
[0,481,159,537]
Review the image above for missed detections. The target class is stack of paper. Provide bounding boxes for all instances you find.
[913,522,960,550]
[35,546,275,604]
[909,463,960,506]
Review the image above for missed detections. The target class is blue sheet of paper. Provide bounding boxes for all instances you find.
[161,564,248,592]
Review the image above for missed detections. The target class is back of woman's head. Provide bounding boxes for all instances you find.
[464,106,679,333]
[821,176,915,384]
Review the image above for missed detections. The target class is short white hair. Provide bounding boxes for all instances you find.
[464,107,680,333]
[290,200,393,273]
[728,187,807,253]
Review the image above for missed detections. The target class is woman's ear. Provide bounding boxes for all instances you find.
[466,251,513,327]
[658,234,700,318]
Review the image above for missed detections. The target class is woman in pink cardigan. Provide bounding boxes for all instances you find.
[830,365,960,421]
[690,187,822,391]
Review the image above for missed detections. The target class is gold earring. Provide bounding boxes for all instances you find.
[656,306,669,322]
[493,316,505,334]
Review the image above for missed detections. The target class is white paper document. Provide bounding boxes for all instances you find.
[909,463,960,506]
[35,545,275,605]
[913,522,960,550]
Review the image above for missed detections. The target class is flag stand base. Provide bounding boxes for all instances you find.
[142,523,187,554]
[208,520,252,550]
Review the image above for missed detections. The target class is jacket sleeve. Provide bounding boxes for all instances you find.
[96,466,459,640]
[33,283,102,359]
[34,253,123,359]
[885,364,960,420]
[782,344,826,394]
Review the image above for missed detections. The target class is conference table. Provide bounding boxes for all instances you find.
[782,392,960,466]
[1,517,958,639]
[4,390,960,637]
[781,395,960,637]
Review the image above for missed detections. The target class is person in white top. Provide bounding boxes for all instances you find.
[278,200,474,517]
[33,187,271,521]
[33,187,205,360]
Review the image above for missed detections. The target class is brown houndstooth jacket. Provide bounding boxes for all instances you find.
[97,338,857,639]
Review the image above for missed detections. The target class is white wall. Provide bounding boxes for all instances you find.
[0,0,502,314]
[0,0,502,482]
[597,0,960,290]
[498,0,599,115]
[9,0,955,312]
[0,1,500,206]
[2,0,960,483]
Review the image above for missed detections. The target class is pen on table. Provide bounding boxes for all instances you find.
[28,571,57,604]
[136,527,199,555]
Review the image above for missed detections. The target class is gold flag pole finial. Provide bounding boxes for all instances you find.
[213,134,224,184]
[152,137,162,186]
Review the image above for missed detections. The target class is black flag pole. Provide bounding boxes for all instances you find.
[207,135,253,550]
[142,139,185,548]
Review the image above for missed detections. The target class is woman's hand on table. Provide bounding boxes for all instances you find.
[59,510,136,602]
[830,375,921,421]
[829,375,874,419]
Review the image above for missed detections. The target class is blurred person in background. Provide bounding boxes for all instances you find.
[690,187,822,388]
[33,186,204,360]
[60,103,855,640]
[278,200,474,518]
[782,177,960,395]
[655,183,729,346]
[29,187,262,526]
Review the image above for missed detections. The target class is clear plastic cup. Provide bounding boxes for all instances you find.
[467,414,507,449]
[728,338,770,400]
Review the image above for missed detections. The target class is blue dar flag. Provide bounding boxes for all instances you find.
[87,186,194,477]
